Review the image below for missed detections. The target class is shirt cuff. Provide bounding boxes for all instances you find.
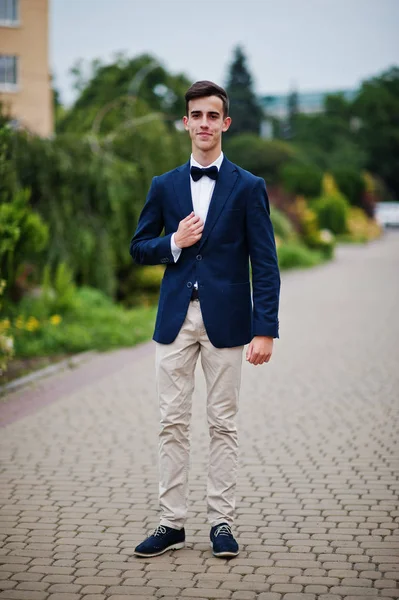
[171,233,182,262]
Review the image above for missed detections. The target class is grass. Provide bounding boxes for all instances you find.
[1,287,157,383]
[13,292,157,358]
[277,242,326,270]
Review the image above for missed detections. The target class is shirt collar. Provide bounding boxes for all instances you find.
[190,152,224,171]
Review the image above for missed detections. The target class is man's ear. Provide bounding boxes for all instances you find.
[222,116,232,132]
[183,116,189,131]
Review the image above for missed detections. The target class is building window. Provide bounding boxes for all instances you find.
[0,0,19,25]
[0,55,18,90]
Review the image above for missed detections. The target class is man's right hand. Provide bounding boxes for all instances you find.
[174,212,204,248]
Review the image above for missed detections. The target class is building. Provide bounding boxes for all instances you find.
[260,89,358,119]
[0,0,53,136]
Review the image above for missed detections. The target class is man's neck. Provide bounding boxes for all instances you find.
[192,147,222,167]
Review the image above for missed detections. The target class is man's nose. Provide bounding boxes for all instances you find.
[200,117,209,128]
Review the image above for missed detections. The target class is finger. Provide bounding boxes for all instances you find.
[262,352,272,364]
[189,231,203,241]
[192,226,204,236]
[188,233,202,244]
[246,344,252,361]
[190,220,203,229]
[183,212,195,222]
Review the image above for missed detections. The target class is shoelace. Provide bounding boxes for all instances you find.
[214,524,233,537]
[153,525,167,537]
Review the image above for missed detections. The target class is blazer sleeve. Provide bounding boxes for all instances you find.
[246,177,280,338]
[129,176,174,266]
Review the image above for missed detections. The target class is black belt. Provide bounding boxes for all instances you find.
[191,287,199,301]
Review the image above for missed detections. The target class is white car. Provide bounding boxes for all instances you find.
[375,202,399,228]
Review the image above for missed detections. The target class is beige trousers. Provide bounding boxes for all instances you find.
[155,299,244,529]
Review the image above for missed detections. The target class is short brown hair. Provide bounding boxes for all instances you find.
[185,80,229,118]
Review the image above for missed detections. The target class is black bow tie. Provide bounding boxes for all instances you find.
[190,165,219,182]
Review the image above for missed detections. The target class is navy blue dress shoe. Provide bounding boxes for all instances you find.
[134,525,185,557]
[210,523,239,558]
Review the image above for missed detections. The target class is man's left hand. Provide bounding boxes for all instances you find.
[246,336,274,366]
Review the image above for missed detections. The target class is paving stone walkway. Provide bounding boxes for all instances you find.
[0,233,399,600]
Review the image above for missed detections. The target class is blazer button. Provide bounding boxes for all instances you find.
[187,282,193,288]
[196,254,202,261]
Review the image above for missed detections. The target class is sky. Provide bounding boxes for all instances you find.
[50,0,399,106]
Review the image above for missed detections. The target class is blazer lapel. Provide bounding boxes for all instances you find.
[199,157,239,249]
[173,161,193,217]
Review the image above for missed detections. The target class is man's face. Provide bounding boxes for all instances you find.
[183,96,231,153]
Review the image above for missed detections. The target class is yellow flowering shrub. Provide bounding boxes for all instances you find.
[322,173,340,195]
[293,196,335,259]
[347,207,382,242]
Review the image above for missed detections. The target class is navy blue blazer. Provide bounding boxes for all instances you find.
[130,156,280,348]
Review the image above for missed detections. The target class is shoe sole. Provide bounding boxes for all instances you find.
[134,541,185,558]
[210,542,239,558]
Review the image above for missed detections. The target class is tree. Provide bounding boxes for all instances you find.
[225,46,263,136]
[51,75,67,130]
[287,87,299,138]
[291,95,366,172]
[354,66,399,199]
[57,54,190,135]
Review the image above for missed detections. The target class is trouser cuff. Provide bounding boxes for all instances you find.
[160,518,184,530]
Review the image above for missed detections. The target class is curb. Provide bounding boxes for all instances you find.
[0,341,154,428]
[0,350,97,397]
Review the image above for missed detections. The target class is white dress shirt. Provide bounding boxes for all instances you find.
[171,152,224,262]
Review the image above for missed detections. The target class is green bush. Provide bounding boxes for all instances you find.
[280,163,323,197]
[10,285,157,357]
[0,127,48,300]
[224,134,299,184]
[312,193,350,235]
[72,286,114,308]
[304,229,335,260]
[133,265,164,290]
[0,188,49,298]
[41,263,77,314]
[270,207,296,241]
[277,242,324,270]
[331,167,365,207]
[0,279,14,374]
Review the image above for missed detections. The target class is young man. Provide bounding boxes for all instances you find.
[130,81,280,558]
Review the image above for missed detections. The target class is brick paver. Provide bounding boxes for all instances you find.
[1,233,399,599]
